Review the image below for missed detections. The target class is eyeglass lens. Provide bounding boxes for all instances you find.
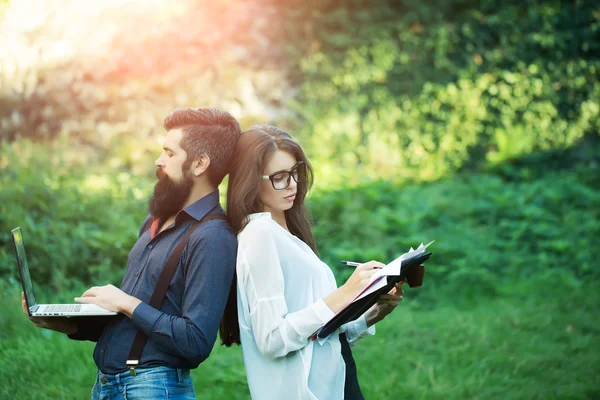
[272,164,303,189]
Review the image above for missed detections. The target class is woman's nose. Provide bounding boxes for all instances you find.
[289,177,298,190]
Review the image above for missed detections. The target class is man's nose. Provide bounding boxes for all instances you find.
[155,156,164,167]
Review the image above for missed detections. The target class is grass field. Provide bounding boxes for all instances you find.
[1,274,598,400]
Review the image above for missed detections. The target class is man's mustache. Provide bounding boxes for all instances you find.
[156,168,167,180]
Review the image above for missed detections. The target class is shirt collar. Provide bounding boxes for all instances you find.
[178,190,221,222]
[247,212,271,221]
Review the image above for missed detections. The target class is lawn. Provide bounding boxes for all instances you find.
[1,275,598,400]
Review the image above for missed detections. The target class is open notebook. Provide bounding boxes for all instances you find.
[312,241,434,339]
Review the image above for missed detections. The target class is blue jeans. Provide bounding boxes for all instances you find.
[91,366,196,400]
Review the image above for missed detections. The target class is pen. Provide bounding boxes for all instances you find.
[340,260,362,267]
[340,261,382,268]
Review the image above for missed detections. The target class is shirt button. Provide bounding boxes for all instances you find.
[135,271,140,277]
[148,244,153,249]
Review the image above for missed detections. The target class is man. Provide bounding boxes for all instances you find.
[21,107,241,399]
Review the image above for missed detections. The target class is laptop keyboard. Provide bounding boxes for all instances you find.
[42,304,82,313]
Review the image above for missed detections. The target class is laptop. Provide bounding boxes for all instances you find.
[11,227,118,317]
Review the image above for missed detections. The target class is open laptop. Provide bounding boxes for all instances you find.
[11,227,118,317]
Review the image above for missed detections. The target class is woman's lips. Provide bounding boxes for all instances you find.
[284,193,296,202]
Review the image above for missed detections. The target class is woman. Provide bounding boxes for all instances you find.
[223,125,404,399]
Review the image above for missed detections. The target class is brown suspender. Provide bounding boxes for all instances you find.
[125,211,228,376]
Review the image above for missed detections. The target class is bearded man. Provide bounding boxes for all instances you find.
[22,107,241,399]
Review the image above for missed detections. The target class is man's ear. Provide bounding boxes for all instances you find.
[192,154,211,177]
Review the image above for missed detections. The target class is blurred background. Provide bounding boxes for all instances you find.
[0,0,598,399]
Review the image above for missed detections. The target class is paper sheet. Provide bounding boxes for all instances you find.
[351,241,434,302]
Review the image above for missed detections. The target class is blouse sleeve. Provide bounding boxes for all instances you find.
[238,223,335,360]
[342,314,376,346]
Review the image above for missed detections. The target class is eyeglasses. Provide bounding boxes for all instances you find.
[262,161,305,190]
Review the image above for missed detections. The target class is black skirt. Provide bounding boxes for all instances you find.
[340,333,365,400]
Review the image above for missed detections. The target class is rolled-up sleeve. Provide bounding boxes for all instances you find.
[130,226,237,366]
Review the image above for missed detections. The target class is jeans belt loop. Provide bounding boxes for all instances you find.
[177,368,183,383]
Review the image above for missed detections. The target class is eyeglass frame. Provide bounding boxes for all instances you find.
[261,161,305,190]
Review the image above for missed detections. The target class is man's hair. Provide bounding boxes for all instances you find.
[163,107,241,186]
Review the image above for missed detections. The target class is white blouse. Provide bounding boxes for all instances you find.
[236,212,375,400]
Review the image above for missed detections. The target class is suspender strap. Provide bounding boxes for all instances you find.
[141,217,153,235]
[126,212,228,374]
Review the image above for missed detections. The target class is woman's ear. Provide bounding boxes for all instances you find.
[193,155,211,177]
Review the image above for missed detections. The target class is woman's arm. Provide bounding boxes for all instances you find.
[322,262,384,313]
[239,224,380,360]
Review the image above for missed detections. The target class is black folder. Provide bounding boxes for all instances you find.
[314,251,432,339]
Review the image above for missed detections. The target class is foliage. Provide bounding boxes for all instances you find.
[0,138,152,290]
[1,138,598,299]
[0,0,292,176]
[309,143,600,303]
[286,0,600,184]
[1,1,599,396]
[2,1,599,186]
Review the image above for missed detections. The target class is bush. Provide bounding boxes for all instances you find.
[2,139,598,298]
[2,1,598,186]
[0,138,151,290]
[308,147,600,301]
[287,0,600,183]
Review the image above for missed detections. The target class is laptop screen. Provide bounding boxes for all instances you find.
[11,227,37,309]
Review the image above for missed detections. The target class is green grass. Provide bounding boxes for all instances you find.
[355,277,600,400]
[1,274,598,400]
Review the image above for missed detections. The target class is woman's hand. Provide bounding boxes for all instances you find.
[364,281,405,327]
[20,292,77,335]
[340,260,385,299]
[324,261,383,314]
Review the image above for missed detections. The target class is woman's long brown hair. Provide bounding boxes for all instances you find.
[219,125,316,346]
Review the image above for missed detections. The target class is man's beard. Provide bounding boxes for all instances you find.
[148,168,193,221]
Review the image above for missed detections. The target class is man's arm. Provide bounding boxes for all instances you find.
[21,290,113,341]
[72,216,152,341]
[128,226,237,365]
[22,217,151,340]
[67,317,115,342]
[21,292,77,335]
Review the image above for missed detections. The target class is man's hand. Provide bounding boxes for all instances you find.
[364,281,405,327]
[20,292,77,335]
[75,284,142,318]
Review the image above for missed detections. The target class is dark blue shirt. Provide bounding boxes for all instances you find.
[70,191,237,374]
